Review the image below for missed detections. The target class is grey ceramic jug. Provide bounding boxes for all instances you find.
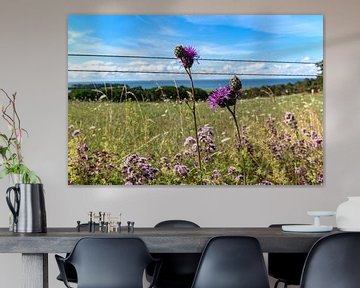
[6,183,47,233]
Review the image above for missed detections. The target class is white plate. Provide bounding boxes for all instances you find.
[307,211,336,217]
[338,227,360,232]
[282,225,333,232]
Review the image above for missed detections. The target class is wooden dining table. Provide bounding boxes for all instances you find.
[0,226,339,288]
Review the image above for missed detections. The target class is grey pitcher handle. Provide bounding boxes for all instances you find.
[6,186,20,224]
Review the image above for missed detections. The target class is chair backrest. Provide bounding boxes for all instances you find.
[191,236,270,288]
[67,237,154,288]
[300,232,360,288]
[151,220,201,286]
[155,220,200,228]
[268,224,308,285]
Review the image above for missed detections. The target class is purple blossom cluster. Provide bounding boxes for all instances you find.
[265,117,277,137]
[68,132,117,185]
[302,128,323,148]
[122,153,159,185]
[208,86,241,109]
[265,113,323,184]
[183,125,216,163]
[174,164,190,177]
[208,76,242,109]
[174,45,199,69]
[284,112,298,130]
[240,125,254,155]
[198,126,216,153]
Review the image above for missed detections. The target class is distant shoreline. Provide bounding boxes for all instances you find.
[68,78,309,90]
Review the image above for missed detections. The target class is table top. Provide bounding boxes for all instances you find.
[0,227,340,254]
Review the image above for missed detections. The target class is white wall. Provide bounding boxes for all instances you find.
[1,0,360,286]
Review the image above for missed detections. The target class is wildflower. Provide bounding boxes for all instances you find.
[71,129,80,138]
[174,164,189,177]
[183,136,196,146]
[317,174,324,184]
[295,167,307,176]
[197,126,216,153]
[229,75,242,91]
[174,45,199,69]
[208,86,240,108]
[266,117,277,136]
[173,44,202,171]
[122,153,159,184]
[235,175,244,183]
[228,166,236,175]
[315,138,323,148]
[212,169,221,179]
[284,112,298,130]
[160,157,171,170]
[203,156,212,163]
[174,153,182,162]
[259,180,273,185]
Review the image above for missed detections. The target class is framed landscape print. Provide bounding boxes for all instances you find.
[68,15,323,185]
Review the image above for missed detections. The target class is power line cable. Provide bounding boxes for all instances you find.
[68,69,319,77]
[68,53,318,65]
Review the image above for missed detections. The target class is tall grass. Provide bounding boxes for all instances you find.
[68,92,323,185]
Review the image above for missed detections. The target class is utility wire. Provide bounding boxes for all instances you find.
[68,53,318,65]
[68,69,319,77]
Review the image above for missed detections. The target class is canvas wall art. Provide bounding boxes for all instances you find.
[68,15,323,185]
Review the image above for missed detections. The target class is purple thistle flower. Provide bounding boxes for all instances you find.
[183,46,198,60]
[182,46,199,68]
[174,45,199,69]
[208,86,240,108]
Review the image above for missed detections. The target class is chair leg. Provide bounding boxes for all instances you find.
[274,280,289,288]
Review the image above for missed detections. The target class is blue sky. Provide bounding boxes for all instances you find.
[68,15,323,82]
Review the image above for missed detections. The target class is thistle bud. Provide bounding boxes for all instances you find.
[174,45,185,58]
[229,75,242,91]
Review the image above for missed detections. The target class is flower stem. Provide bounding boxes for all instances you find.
[226,103,247,184]
[185,68,202,173]
[226,104,241,145]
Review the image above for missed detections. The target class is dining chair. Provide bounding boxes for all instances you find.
[300,232,360,288]
[268,224,308,288]
[147,220,201,288]
[191,236,270,288]
[56,223,99,284]
[55,237,161,288]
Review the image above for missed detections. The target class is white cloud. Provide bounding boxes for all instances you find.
[183,15,323,38]
[68,58,318,82]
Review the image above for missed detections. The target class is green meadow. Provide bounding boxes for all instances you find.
[68,92,323,185]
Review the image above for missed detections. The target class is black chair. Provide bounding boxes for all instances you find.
[55,237,160,288]
[56,223,99,284]
[191,236,270,288]
[300,232,360,288]
[147,220,201,288]
[268,224,308,288]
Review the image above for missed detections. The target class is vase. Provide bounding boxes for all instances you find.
[336,197,360,231]
[6,183,47,233]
